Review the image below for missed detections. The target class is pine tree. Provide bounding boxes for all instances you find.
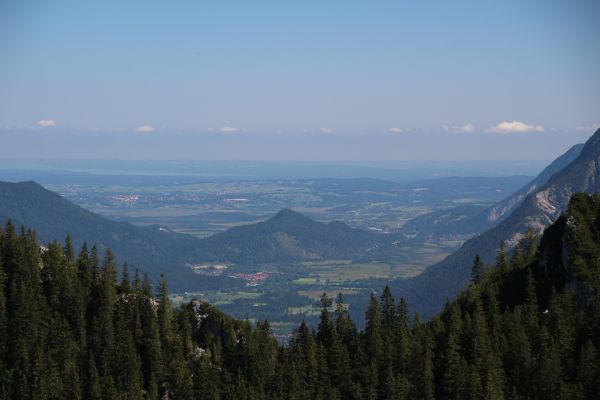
[0,243,8,398]
[136,290,161,399]
[578,339,600,400]
[133,269,142,293]
[85,352,102,400]
[142,272,152,297]
[503,309,533,397]
[441,305,466,400]
[510,246,525,271]
[317,292,334,348]
[496,241,509,272]
[113,327,143,399]
[120,262,131,293]
[89,250,117,382]
[289,320,318,397]
[90,244,100,281]
[157,274,173,348]
[409,316,434,400]
[77,242,94,315]
[471,255,485,284]
[522,228,539,264]
[396,297,411,375]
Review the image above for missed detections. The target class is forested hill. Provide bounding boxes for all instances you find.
[1,192,599,399]
[396,128,600,318]
[197,208,382,263]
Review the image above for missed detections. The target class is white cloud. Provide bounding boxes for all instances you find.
[488,120,544,133]
[136,124,155,132]
[320,127,334,133]
[219,126,239,133]
[576,123,600,132]
[388,127,404,133]
[443,123,475,134]
[38,119,56,127]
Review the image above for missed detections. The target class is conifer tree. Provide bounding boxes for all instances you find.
[522,228,539,264]
[496,241,509,272]
[441,305,466,400]
[409,317,435,400]
[120,262,131,293]
[89,244,100,280]
[471,254,485,284]
[0,250,7,399]
[577,339,600,400]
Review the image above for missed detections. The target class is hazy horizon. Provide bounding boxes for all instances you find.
[0,128,593,162]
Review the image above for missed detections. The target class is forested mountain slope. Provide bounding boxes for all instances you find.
[0,181,206,285]
[1,193,598,399]
[395,129,600,318]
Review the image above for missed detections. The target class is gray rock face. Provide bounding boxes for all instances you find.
[484,142,584,225]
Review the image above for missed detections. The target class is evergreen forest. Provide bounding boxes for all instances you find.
[1,193,599,399]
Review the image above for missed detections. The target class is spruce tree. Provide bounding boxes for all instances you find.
[471,254,485,284]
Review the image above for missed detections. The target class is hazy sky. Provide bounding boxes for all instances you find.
[0,0,598,160]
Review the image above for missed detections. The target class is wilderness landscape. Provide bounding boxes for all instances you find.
[1,1,599,398]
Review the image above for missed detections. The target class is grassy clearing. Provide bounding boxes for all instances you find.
[299,259,352,267]
[293,262,393,285]
[310,261,393,282]
[290,241,456,284]
[292,277,319,285]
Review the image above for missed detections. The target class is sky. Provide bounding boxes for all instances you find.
[0,0,599,161]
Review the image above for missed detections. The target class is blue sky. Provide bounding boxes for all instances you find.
[0,0,598,160]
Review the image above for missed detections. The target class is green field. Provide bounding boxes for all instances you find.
[293,251,452,284]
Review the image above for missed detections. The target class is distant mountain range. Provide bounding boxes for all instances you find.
[395,129,600,317]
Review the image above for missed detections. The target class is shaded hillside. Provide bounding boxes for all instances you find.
[0,181,207,286]
[395,130,599,318]
[401,143,584,239]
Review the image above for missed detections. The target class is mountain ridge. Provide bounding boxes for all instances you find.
[400,143,584,239]
[395,129,600,318]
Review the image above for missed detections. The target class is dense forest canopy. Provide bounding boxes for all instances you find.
[1,193,599,399]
